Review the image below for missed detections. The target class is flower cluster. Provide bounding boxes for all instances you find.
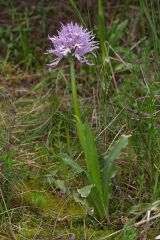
[46,22,99,67]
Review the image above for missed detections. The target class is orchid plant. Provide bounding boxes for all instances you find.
[46,22,131,220]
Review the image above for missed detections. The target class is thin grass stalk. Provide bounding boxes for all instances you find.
[69,0,86,26]
[98,0,106,62]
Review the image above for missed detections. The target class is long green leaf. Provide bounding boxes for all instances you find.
[75,119,105,219]
[75,116,85,150]
[82,122,101,193]
[102,134,131,208]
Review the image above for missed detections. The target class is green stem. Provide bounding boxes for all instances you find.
[70,58,85,149]
[70,58,81,120]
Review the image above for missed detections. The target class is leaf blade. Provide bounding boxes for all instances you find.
[102,134,131,207]
[59,153,85,174]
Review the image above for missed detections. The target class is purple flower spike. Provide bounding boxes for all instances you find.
[46,22,99,67]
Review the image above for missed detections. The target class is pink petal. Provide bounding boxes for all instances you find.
[47,57,62,67]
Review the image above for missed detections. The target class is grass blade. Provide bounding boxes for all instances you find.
[97,0,106,61]
[69,0,86,26]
